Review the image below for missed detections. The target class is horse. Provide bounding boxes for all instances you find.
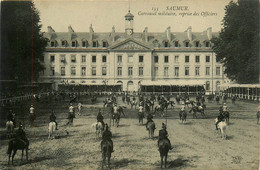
[48,122,56,139]
[147,121,155,138]
[215,118,227,140]
[138,111,144,125]
[113,113,120,127]
[179,111,187,124]
[158,139,170,168]
[7,139,29,165]
[154,105,164,117]
[101,140,112,169]
[189,105,205,118]
[130,100,137,109]
[175,96,181,104]
[223,111,230,125]
[257,111,260,124]
[91,122,103,138]
[66,112,74,126]
[6,121,14,139]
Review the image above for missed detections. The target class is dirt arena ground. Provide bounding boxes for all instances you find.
[0,96,259,169]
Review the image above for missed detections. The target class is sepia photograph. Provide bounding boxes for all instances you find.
[0,0,259,169]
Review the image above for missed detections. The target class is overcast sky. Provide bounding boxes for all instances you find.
[34,0,232,33]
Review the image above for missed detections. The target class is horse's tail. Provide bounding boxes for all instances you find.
[7,140,12,154]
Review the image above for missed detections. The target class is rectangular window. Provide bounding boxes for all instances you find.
[102,41,107,47]
[92,56,96,63]
[51,41,55,47]
[82,41,86,47]
[195,56,200,63]
[117,55,122,63]
[154,67,158,76]
[174,67,179,77]
[174,56,179,63]
[71,67,76,76]
[164,41,169,47]
[185,56,189,63]
[62,41,66,47]
[92,67,96,76]
[102,67,107,76]
[139,56,143,63]
[60,55,65,63]
[206,56,210,62]
[61,67,65,76]
[81,55,86,63]
[195,67,200,76]
[128,67,133,76]
[128,55,133,63]
[117,67,122,76]
[51,67,55,76]
[164,56,169,63]
[93,41,97,47]
[216,67,220,76]
[185,67,189,76]
[102,55,107,63]
[139,67,143,76]
[72,41,76,47]
[206,67,210,75]
[164,67,169,77]
[81,67,86,76]
[185,42,189,47]
[195,41,200,47]
[50,55,55,62]
[71,55,76,63]
[174,41,178,47]
[154,56,158,63]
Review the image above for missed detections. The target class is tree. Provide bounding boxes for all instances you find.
[1,1,48,82]
[212,0,259,84]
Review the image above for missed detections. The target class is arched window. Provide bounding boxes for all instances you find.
[92,40,98,47]
[206,81,210,91]
[216,81,220,91]
[173,41,179,47]
[61,40,67,47]
[163,40,170,47]
[82,40,88,47]
[50,40,56,47]
[72,41,77,47]
[102,40,108,47]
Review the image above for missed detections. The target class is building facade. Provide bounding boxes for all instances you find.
[39,10,229,92]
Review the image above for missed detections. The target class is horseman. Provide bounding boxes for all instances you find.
[180,103,186,113]
[69,103,75,118]
[222,103,228,114]
[7,110,15,125]
[97,109,105,129]
[216,112,225,130]
[29,104,35,126]
[139,104,144,113]
[50,110,58,130]
[15,123,29,146]
[101,124,114,152]
[113,103,118,115]
[146,112,155,130]
[158,123,173,150]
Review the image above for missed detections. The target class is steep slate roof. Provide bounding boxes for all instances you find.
[44,27,218,49]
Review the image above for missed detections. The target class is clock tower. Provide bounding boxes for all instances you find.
[125,10,134,35]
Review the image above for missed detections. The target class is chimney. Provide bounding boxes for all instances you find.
[89,24,94,40]
[144,27,148,42]
[166,27,171,41]
[68,25,74,33]
[207,27,212,40]
[187,26,192,41]
[111,26,115,42]
[47,26,55,33]
[68,25,74,40]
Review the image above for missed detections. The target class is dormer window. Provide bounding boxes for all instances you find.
[205,41,210,47]
[174,41,179,47]
[164,41,169,47]
[185,41,190,47]
[72,41,77,47]
[153,40,159,48]
[50,41,56,47]
[82,41,88,47]
[93,41,98,47]
[195,41,200,47]
[102,41,108,47]
[61,40,67,47]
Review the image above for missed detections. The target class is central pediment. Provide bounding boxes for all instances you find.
[110,38,151,51]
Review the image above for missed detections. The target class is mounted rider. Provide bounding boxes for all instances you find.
[69,103,75,118]
[146,112,155,130]
[7,110,15,127]
[216,112,225,130]
[101,124,114,152]
[97,109,105,129]
[50,110,58,130]
[158,123,173,150]
[15,123,29,146]
[180,103,186,112]
[222,103,228,114]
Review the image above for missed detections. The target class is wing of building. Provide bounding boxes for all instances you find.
[39,10,230,93]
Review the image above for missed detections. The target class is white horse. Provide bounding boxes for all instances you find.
[91,122,103,138]
[48,122,56,139]
[6,121,14,138]
[215,118,227,140]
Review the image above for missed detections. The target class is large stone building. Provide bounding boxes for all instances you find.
[39,10,229,92]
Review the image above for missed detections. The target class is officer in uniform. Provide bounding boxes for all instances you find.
[158,123,173,150]
[15,123,29,146]
[146,112,155,130]
[216,112,225,130]
[97,109,105,129]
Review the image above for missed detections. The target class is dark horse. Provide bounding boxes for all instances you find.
[138,111,144,125]
[158,139,170,168]
[101,140,112,169]
[113,113,120,127]
[179,111,187,124]
[257,111,260,124]
[7,139,29,165]
[66,112,74,125]
[147,121,155,138]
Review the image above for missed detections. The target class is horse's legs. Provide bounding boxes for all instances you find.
[26,148,28,161]
[21,150,24,161]
[8,151,11,165]
[165,155,167,168]
[108,155,111,169]
[160,155,163,168]
[12,149,17,165]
